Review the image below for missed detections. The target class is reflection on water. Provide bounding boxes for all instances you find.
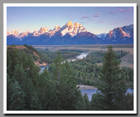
[39,53,134,102]
[39,65,49,74]
[80,88,134,101]
[76,53,88,59]
[80,89,97,101]
[125,88,134,95]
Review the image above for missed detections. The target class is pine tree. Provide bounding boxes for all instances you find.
[30,91,42,110]
[52,52,80,110]
[40,66,49,79]
[9,80,26,110]
[7,75,14,110]
[27,58,40,86]
[75,92,86,110]
[60,61,80,110]
[114,73,127,109]
[90,92,103,110]
[7,47,20,77]
[94,45,127,110]
[83,93,91,110]
[19,52,29,71]
[23,76,34,110]
[12,64,27,88]
[7,52,12,77]
[36,67,58,110]
[124,92,133,110]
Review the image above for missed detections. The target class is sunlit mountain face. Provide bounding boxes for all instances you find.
[7,21,133,45]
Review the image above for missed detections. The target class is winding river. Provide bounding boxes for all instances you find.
[39,53,133,101]
[39,53,88,73]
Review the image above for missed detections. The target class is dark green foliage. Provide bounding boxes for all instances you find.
[7,75,14,110]
[27,58,40,86]
[59,49,86,53]
[90,93,100,110]
[123,93,133,110]
[30,91,42,110]
[7,46,82,110]
[83,93,91,110]
[37,67,58,110]
[12,64,27,87]
[75,92,86,110]
[36,48,86,64]
[59,49,86,60]
[9,80,26,110]
[36,48,56,64]
[24,44,51,64]
[114,73,127,110]
[7,47,20,77]
[70,59,101,87]
[19,52,29,70]
[121,67,133,88]
[69,50,130,87]
[7,44,133,111]
[22,77,34,110]
[7,53,12,76]
[92,45,127,110]
[51,52,80,110]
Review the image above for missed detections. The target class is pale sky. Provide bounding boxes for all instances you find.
[7,6,134,34]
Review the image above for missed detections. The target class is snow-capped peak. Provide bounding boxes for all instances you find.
[11,30,20,37]
[121,24,133,35]
[65,20,72,26]
[32,31,40,36]
[61,21,87,37]
[38,27,49,34]
[95,33,107,40]
[7,31,11,36]
[54,25,60,30]
[18,30,30,39]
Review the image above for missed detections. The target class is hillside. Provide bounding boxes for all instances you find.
[7,45,48,66]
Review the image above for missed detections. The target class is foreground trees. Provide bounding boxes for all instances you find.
[7,45,133,110]
[91,45,127,110]
[51,52,81,110]
[7,47,81,110]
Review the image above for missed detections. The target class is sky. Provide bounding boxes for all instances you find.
[7,6,134,34]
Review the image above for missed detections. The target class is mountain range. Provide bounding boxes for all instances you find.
[7,20,134,45]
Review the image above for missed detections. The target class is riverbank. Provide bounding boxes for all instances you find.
[77,84,97,89]
[34,61,48,67]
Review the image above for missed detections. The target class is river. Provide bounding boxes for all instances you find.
[39,53,133,101]
[80,88,134,101]
[39,53,89,73]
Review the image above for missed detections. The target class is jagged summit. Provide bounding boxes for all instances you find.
[65,20,72,26]
[60,20,87,37]
[54,25,60,30]
[39,27,49,34]
[7,21,87,38]
[18,30,30,39]
[7,22,133,45]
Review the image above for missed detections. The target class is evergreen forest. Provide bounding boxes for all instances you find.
[7,45,133,110]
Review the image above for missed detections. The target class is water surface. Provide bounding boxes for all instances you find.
[80,88,134,101]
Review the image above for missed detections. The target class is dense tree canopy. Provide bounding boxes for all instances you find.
[7,45,133,110]
[90,45,127,110]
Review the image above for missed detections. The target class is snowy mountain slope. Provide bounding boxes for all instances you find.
[7,21,134,45]
[105,24,133,44]
[95,33,107,40]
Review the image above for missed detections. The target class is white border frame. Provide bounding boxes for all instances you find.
[3,3,137,114]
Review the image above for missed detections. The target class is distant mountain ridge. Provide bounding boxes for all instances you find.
[7,21,133,45]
